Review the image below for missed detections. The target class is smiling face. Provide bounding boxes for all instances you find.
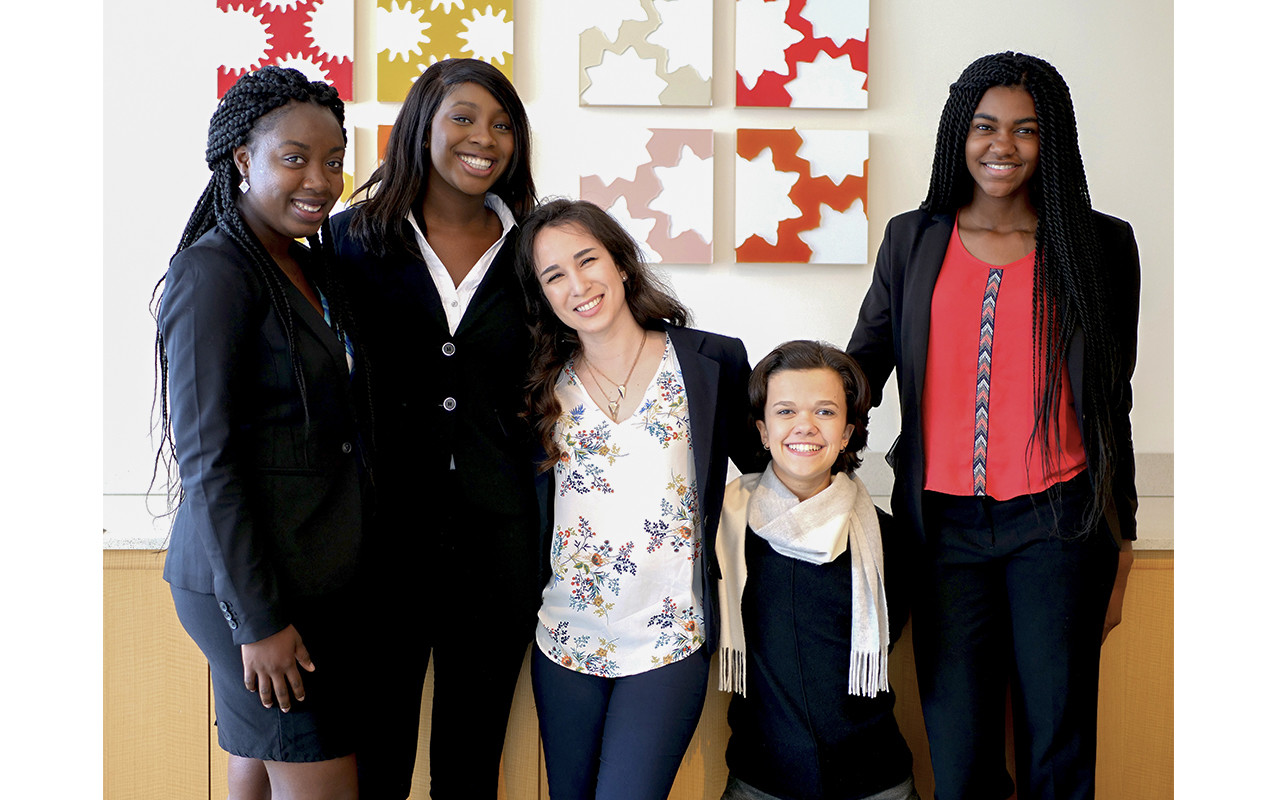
[965,85,1040,204]
[756,367,855,501]
[234,101,346,255]
[532,223,633,342]
[426,81,515,202]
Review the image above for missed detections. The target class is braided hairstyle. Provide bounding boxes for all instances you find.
[346,57,537,256]
[151,66,369,508]
[923,52,1121,532]
[514,199,690,473]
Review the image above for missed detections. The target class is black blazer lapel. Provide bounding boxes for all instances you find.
[668,326,718,506]
[899,214,953,431]
[285,280,348,376]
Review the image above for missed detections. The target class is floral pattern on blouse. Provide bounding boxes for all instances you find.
[536,336,703,678]
[643,473,701,561]
[648,596,706,668]
[635,369,691,447]
[547,515,638,620]
[557,399,628,496]
[542,620,622,677]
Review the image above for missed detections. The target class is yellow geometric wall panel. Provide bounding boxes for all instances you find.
[376,0,514,102]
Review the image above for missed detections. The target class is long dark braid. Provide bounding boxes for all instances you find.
[922,52,1121,532]
[151,66,365,508]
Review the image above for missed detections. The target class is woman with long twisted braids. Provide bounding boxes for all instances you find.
[846,52,1140,800]
[154,66,371,800]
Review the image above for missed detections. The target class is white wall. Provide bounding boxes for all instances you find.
[104,0,1173,507]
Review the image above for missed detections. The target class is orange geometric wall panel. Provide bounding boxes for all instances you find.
[735,128,868,264]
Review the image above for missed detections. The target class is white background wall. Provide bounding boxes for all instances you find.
[103,0,1173,508]
[1,2,1255,795]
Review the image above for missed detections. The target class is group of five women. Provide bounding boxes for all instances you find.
[154,50,1139,800]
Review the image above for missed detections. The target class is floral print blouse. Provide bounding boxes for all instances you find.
[535,335,704,678]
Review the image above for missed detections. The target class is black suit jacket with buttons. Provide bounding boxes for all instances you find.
[845,209,1141,548]
[328,210,539,545]
[160,227,368,645]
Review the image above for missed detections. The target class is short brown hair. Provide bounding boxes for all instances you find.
[747,340,871,474]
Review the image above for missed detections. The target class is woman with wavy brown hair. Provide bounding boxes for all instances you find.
[516,198,760,800]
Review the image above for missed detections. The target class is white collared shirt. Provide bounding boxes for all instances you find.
[405,192,516,335]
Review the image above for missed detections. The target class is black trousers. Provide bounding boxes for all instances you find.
[355,482,540,800]
[913,473,1118,800]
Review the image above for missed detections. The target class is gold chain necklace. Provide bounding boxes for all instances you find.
[582,333,647,422]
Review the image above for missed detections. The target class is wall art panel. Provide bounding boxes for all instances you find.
[215,0,354,99]
[580,128,713,264]
[376,0,514,102]
[735,128,868,264]
[735,0,868,108]
[579,0,712,106]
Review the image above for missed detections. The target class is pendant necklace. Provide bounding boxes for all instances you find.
[583,333,647,422]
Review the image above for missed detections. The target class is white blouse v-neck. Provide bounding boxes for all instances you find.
[535,335,705,678]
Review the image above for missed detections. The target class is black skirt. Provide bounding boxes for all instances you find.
[171,585,361,762]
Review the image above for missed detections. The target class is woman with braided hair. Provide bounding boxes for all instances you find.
[846,52,1140,800]
[154,66,370,799]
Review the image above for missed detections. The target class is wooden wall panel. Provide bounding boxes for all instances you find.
[1096,553,1174,800]
[105,551,1173,800]
[104,550,210,800]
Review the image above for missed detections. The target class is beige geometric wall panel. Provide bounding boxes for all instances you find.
[580,0,712,106]
[376,0,514,102]
[580,128,714,264]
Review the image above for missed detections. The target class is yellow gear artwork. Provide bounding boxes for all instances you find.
[376,0,514,102]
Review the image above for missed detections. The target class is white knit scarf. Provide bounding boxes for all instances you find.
[716,465,889,697]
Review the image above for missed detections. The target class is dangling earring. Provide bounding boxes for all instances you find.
[239,176,250,194]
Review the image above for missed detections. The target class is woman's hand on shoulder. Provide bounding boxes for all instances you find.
[240,624,315,712]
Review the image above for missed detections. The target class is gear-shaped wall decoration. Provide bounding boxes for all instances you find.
[215,0,354,100]
[376,0,513,102]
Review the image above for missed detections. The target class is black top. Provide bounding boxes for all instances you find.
[160,227,369,644]
[725,508,914,800]
[329,209,545,615]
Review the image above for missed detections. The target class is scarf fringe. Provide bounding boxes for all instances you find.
[719,645,748,696]
[848,649,889,698]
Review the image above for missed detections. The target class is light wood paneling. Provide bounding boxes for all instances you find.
[1096,552,1174,800]
[105,551,1173,800]
[104,550,210,800]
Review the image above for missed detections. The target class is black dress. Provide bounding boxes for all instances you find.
[725,509,915,800]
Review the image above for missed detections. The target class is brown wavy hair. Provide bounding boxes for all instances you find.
[747,340,871,474]
[514,199,690,473]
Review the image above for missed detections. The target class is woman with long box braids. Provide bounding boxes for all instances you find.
[154,66,373,800]
[846,52,1140,800]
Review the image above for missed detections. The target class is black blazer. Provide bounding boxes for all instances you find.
[846,209,1140,547]
[160,227,367,645]
[328,210,539,538]
[539,324,764,647]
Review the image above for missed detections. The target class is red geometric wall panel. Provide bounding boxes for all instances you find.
[735,0,868,109]
[215,1,354,100]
